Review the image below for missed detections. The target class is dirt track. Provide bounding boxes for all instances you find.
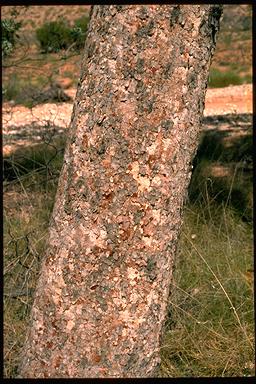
[2,84,252,157]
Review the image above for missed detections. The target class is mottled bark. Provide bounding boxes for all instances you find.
[19,5,222,378]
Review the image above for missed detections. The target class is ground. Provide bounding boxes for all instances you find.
[2,83,252,158]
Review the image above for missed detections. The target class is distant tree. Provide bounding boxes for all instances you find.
[19,4,222,378]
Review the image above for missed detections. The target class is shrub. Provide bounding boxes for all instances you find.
[208,68,245,88]
[70,15,89,51]
[36,16,89,54]
[1,18,22,57]
[36,20,72,53]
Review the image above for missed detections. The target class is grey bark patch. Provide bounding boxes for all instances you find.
[169,6,180,28]
[161,119,173,131]
[87,40,96,59]
[97,141,107,155]
[134,210,144,225]
[136,20,155,38]
[136,58,145,74]
[79,357,89,369]
[126,352,139,370]
[188,71,198,90]
[139,7,149,20]
[162,62,174,79]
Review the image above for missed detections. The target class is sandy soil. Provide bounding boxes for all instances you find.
[2,84,252,157]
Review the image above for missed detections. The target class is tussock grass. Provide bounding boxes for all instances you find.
[160,202,254,377]
[3,117,254,377]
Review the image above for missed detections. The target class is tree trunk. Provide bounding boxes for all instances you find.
[19,5,222,378]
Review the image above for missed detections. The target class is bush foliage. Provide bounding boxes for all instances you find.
[36,16,89,53]
[70,15,89,51]
[1,18,22,57]
[36,20,72,53]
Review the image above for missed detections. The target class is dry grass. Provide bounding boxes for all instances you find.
[3,136,66,377]
[160,203,254,377]
[159,114,254,376]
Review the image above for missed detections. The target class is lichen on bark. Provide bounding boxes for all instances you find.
[19,4,222,378]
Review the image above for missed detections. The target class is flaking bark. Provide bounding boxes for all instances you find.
[19,5,222,378]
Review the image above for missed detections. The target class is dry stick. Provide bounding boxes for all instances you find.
[221,352,234,377]
[4,288,34,298]
[163,301,230,342]
[224,163,238,211]
[171,282,206,308]
[205,178,213,223]
[184,233,253,350]
[28,230,49,261]
[4,340,19,360]
[11,166,33,208]
[222,206,234,275]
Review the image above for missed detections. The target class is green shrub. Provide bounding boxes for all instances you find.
[208,68,251,88]
[70,15,89,51]
[1,18,21,57]
[36,16,89,54]
[36,20,72,53]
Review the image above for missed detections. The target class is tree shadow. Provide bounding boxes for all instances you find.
[3,113,252,221]
[3,125,66,183]
[189,113,252,222]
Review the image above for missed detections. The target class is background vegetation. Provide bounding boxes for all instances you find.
[2,4,254,378]
[2,5,252,107]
